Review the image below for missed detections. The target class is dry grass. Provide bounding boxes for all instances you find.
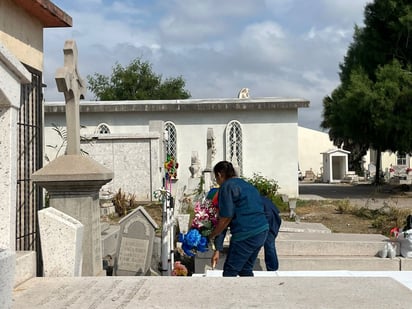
[294,199,412,235]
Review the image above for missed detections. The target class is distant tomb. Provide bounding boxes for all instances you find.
[114,207,158,276]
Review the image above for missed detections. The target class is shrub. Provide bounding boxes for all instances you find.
[245,173,288,212]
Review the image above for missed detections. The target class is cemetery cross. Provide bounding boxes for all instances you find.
[55,40,86,155]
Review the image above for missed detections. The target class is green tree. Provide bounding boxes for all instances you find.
[322,0,412,183]
[87,58,191,100]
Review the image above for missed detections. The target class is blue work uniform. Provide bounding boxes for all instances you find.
[217,178,268,276]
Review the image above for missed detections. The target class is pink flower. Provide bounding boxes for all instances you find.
[172,261,188,276]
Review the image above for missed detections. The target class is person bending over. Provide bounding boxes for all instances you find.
[209,161,268,277]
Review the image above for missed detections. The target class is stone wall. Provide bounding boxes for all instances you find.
[80,133,162,201]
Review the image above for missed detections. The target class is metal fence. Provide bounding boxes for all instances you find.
[16,64,44,276]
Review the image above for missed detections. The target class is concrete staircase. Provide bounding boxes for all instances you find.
[254,222,412,271]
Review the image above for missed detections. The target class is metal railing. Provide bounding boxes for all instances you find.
[16,64,44,276]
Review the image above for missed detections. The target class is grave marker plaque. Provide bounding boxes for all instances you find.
[115,207,158,276]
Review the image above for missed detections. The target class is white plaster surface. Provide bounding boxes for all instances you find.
[45,99,303,200]
[0,41,30,250]
[0,248,15,309]
[13,274,412,308]
[0,108,16,250]
[38,207,84,277]
[81,136,159,200]
[0,0,44,71]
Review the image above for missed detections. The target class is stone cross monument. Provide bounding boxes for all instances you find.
[32,40,113,276]
[55,40,86,155]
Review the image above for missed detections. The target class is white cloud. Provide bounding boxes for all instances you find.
[239,21,289,65]
[43,0,372,130]
[304,26,351,43]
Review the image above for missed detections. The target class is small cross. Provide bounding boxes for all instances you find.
[55,40,86,155]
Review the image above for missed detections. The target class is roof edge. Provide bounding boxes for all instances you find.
[13,0,72,27]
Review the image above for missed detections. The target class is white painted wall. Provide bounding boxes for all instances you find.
[44,100,304,199]
[0,0,44,71]
[298,127,335,177]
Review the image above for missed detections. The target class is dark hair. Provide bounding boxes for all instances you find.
[213,161,236,180]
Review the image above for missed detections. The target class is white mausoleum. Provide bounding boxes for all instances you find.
[44,97,309,200]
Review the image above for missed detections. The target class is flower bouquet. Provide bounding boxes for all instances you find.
[172,261,188,276]
[164,154,179,179]
[178,189,219,257]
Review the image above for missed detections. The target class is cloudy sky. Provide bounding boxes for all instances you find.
[44,0,371,130]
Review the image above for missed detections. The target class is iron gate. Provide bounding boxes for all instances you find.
[16,64,44,276]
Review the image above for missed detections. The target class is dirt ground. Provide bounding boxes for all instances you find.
[137,184,412,236]
[289,201,381,234]
[297,183,412,234]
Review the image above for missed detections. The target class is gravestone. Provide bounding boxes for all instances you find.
[32,40,113,276]
[205,128,216,171]
[38,207,84,277]
[101,225,119,258]
[115,207,158,276]
[0,248,15,309]
[203,128,216,193]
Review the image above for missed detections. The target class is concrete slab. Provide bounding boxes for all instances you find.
[13,275,412,308]
[277,232,388,256]
[400,258,412,271]
[274,256,401,271]
[280,221,331,234]
[200,270,412,290]
[14,251,36,287]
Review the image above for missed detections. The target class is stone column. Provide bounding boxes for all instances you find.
[149,120,164,200]
[32,155,113,276]
[0,42,31,250]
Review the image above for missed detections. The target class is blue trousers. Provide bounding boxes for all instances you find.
[223,230,268,277]
[264,231,279,271]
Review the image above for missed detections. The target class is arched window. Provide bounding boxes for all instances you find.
[95,123,111,134]
[164,121,177,159]
[225,120,243,175]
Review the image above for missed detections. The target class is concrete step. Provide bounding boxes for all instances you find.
[280,221,331,234]
[255,255,401,271]
[12,275,412,308]
[276,232,389,256]
[15,251,36,287]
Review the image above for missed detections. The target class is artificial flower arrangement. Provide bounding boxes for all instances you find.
[172,261,188,276]
[178,188,219,257]
[164,154,179,179]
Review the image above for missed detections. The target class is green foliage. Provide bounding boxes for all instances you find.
[87,58,191,100]
[322,0,412,183]
[245,173,279,199]
[271,195,289,212]
[245,173,288,211]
